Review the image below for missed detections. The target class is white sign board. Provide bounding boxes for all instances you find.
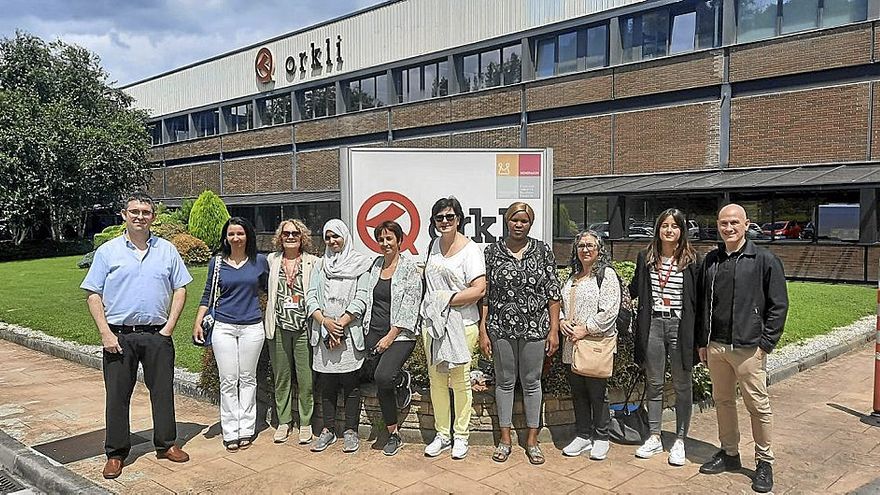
[341,147,554,262]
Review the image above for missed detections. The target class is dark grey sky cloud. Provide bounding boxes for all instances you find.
[1,0,379,85]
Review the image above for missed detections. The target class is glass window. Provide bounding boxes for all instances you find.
[671,12,697,54]
[696,0,721,49]
[223,103,253,132]
[300,85,335,119]
[436,61,449,97]
[822,0,868,27]
[257,94,291,127]
[165,115,189,142]
[255,206,282,233]
[481,48,502,88]
[148,122,162,146]
[360,77,376,110]
[375,73,390,106]
[557,32,578,74]
[228,206,256,226]
[193,109,219,137]
[423,63,436,99]
[737,0,778,42]
[556,196,585,238]
[535,38,556,78]
[502,45,522,85]
[782,0,819,33]
[585,25,608,69]
[461,53,480,92]
[406,66,422,102]
[642,10,670,60]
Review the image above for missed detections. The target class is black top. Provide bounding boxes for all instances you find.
[484,238,561,341]
[368,277,392,338]
[710,248,744,345]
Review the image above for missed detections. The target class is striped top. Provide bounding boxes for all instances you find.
[650,256,684,311]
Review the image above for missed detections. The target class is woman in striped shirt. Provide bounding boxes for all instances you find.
[629,208,701,467]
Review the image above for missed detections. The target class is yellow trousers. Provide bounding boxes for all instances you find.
[423,324,479,440]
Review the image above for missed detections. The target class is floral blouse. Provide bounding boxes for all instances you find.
[484,238,561,341]
[560,266,620,364]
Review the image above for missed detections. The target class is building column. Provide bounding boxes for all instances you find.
[721,0,737,46]
[859,188,878,244]
[608,17,623,66]
[608,195,626,239]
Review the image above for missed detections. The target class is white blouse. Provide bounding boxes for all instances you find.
[560,266,620,364]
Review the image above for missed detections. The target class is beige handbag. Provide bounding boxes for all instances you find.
[568,279,617,378]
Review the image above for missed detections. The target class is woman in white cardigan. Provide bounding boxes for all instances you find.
[264,219,319,445]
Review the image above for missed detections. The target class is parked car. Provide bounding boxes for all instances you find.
[627,221,654,238]
[588,222,610,238]
[746,222,764,240]
[761,220,802,239]
[686,220,700,239]
[799,221,815,240]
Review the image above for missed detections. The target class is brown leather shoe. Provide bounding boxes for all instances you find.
[102,457,123,479]
[156,445,189,463]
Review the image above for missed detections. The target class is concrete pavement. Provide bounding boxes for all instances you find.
[1,338,879,494]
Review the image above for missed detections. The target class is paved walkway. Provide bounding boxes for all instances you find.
[1,339,879,494]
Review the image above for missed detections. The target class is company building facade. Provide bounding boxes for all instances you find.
[125,0,880,282]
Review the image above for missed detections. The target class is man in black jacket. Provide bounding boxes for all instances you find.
[697,204,788,494]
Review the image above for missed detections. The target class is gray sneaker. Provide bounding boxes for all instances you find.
[342,429,360,453]
[383,432,403,456]
[310,429,337,452]
[396,370,413,409]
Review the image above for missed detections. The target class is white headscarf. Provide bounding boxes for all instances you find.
[321,219,372,279]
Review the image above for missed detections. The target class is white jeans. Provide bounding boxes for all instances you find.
[212,321,265,442]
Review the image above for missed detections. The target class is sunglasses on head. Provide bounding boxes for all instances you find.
[434,213,457,222]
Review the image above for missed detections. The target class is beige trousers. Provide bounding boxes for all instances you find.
[707,342,774,463]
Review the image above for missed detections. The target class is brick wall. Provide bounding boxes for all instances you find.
[729,83,870,167]
[868,246,880,282]
[163,137,221,161]
[614,102,720,174]
[222,126,291,152]
[729,25,873,82]
[338,109,388,138]
[253,154,294,193]
[615,51,723,98]
[450,127,520,148]
[146,148,164,165]
[192,162,221,195]
[390,135,451,147]
[873,83,880,160]
[527,116,613,177]
[875,21,880,61]
[222,158,257,194]
[294,119,338,143]
[391,99,450,129]
[146,168,164,197]
[296,148,340,190]
[525,73,613,112]
[449,89,521,122]
[164,165,192,197]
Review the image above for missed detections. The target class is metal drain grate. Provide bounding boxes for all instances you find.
[0,469,24,494]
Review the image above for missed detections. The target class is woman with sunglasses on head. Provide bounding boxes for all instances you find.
[265,219,319,445]
[360,220,422,456]
[560,230,620,461]
[306,219,372,454]
[193,217,269,452]
[421,197,486,460]
[630,208,701,466]
[480,201,561,465]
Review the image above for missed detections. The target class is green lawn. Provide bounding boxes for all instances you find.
[0,256,875,372]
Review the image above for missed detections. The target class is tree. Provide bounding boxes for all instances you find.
[188,190,230,251]
[0,32,150,244]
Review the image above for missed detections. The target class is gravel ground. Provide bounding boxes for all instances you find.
[766,315,875,372]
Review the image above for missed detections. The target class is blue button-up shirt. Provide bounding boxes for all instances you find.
[81,233,193,325]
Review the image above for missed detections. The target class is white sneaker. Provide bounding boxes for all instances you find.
[273,423,290,443]
[451,438,469,459]
[299,425,313,444]
[635,435,663,459]
[590,439,610,460]
[424,434,452,457]
[562,437,593,457]
[668,439,686,466]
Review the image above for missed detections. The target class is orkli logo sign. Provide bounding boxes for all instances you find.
[356,191,421,255]
[255,48,274,83]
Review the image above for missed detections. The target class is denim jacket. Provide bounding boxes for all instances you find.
[362,255,423,341]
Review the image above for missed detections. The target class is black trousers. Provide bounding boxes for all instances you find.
[103,331,177,459]
[567,368,611,441]
[361,337,416,427]
[317,370,361,433]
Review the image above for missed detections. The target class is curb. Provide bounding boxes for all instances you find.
[766,327,876,385]
[0,429,110,495]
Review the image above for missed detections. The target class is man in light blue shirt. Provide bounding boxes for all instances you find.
[81,192,193,479]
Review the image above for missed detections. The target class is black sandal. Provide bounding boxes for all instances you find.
[492,443,512,462]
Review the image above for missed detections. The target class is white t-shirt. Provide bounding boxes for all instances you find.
[424,239,486,325]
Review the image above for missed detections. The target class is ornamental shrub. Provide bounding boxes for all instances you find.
[169,198,195,225]
[151,214,187,240]
[188,190,229,251]
[171,233,211,265]
[93,224,125,248]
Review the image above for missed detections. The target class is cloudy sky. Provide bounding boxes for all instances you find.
[1,0,381,87]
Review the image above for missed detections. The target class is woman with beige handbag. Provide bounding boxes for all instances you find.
[560,230,620,461]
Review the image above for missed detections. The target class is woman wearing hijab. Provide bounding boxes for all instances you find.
[305,219,372,454]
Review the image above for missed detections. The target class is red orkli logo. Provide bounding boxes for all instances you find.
[357,191,421,255]
[255,47,273,83]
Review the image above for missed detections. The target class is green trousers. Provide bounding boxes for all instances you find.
[269,328,313,427]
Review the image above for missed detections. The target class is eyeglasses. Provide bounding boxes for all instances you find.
[434,213,457,222]
[577,243,598,251]
[281,231,301,238]
[126,209,154,218]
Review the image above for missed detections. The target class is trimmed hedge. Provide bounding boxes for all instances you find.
[92,224,125,249]
[171,233,211,265]
[188,191,230,251]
